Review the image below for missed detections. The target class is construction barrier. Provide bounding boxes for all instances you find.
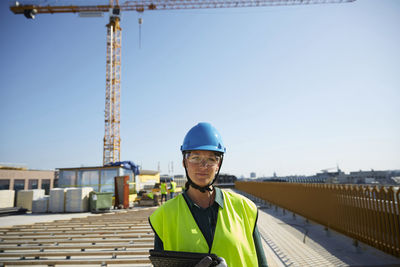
[235,181,400,258]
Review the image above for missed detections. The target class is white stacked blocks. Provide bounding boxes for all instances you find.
[0,190,15,208]
[49,188,66,213]
[32,196,50,213]
[65,187,93,212]
[16,189,45,211]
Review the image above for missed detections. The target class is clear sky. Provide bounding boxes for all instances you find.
[0,0,399,178]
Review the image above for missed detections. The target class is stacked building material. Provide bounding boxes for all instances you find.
[32,196,49,213]
[49,188,66,213]
[0,207,27,216]
[65,187,93,212]
[16,189,45,211]
[0,190,15,208]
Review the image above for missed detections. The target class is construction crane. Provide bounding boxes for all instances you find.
[10,0,355,166]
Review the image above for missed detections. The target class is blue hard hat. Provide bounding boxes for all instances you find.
[181,122,226,153]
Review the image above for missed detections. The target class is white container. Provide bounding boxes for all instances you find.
[49,188,66,213]
[32,196,49,213]
[65,187,93,212]
[17,189,45,211]
[0,190,15,208]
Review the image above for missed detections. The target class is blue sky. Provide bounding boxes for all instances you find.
[0,0,399,177]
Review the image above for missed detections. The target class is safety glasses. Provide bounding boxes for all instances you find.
[185,154,221,167]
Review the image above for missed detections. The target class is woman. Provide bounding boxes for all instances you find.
[149,122,268,267]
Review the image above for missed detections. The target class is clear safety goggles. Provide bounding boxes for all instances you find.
[185,153,221,167]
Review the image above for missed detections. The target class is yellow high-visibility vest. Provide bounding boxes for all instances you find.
[160,183,167,194]
[170,181,177,192]
[149,190,258,267]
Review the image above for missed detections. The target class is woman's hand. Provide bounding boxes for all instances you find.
[215,257,228,267]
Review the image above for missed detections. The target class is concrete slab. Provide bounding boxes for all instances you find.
[0,207,148,228]
[0,212,96,228]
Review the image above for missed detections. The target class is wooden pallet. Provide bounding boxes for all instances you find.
[0,207,157,267]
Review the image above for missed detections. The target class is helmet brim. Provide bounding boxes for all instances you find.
[181,144,225,153]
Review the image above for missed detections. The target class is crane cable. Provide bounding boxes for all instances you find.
[138,16,143,49]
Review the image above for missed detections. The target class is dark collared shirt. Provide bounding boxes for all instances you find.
[153,187,268,267]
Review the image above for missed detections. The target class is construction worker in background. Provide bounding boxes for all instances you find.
[149,122,268,267]
[169,177,177,199]
[160,180,168,204]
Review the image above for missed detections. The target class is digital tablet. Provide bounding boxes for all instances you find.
[149,249,220,267]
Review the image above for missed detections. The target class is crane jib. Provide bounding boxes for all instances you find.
[10,0,356,15]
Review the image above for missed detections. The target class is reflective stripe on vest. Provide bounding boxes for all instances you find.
[149,190,258,267]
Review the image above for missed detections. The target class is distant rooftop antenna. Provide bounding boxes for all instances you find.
[336,162,343,172]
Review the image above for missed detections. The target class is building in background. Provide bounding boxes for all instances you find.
[136,170,160,191]
[58,165,159,194]
[348,170,400,185]
[58,166,127,193]
[217,173,237,185]
[0,166,55,194]
[261,169,400,185]
[0,165,56,205]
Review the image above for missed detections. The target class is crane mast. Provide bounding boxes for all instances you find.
[104,13,122,165]
[10,0,355,166]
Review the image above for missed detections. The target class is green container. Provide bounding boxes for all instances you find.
[89,192,113,212]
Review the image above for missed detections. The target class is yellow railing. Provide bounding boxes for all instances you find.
[235,181,400,258]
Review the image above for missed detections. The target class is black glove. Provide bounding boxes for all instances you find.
[195,256,228,267]
[195,256,213,267]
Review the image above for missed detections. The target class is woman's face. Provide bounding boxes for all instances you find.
[184,150,221,187]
